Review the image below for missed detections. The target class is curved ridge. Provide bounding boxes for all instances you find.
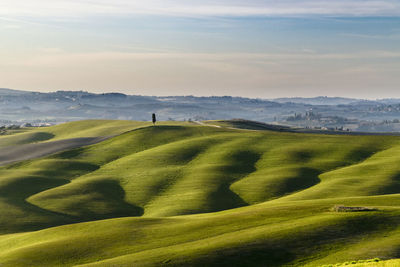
[143,136,263,216]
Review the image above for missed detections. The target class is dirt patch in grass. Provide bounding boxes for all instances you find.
[332,205,378,212]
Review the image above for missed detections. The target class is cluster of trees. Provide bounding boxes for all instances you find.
[0,125,21,130]
[286,111,322,121]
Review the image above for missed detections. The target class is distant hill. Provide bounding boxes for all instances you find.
[1,88,400,132]
[0,88,32,96]
[272,96,360,105]
[204,119,293,131]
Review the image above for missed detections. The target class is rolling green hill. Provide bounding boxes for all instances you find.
[2,120,400,266]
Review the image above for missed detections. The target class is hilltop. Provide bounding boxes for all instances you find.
[1,120,400,266]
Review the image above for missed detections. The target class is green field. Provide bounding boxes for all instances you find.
[2,119,400,266]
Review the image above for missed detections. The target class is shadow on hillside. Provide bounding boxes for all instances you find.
[127,125,186,133]
[214,119,292,131]
[79,179,144,220]
[233,167,321,204]
[31,179,144,222]
[24,132,55,143]
[287,150,314,163]
[376,172,400,195]
[344,146,381,164]
[185,213,397,267]
[56,147,86,159]
[208,150,261,212]
[0,176,143,234]
[32,161,100,180]
[272,167,321,198]
[0,132,55,148]
[0,176,74,234]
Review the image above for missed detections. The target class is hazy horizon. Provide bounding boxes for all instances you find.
[1,1,399,98]
[1,87,394,101]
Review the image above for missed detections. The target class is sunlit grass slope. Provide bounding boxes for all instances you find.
[2,120,400,266]
[0,120,151,147]
[351,259,400,266]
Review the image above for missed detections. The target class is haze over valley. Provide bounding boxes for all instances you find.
[3,88,400,133]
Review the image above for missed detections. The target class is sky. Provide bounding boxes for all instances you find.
[0,0,399,98]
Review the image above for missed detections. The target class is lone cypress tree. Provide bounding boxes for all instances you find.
[152,113,156,125]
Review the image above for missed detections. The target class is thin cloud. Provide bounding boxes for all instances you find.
[1,24,21,29]
[0,0,399,18]
[7,50,400,68]
[341,33,400,40]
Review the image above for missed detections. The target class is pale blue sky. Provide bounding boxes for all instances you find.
[0,1,399,98]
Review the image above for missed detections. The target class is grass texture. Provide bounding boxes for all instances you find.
[1,120,400,266]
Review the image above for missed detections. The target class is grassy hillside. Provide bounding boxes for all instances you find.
[2,120,400,266]
[0,120,151,147]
